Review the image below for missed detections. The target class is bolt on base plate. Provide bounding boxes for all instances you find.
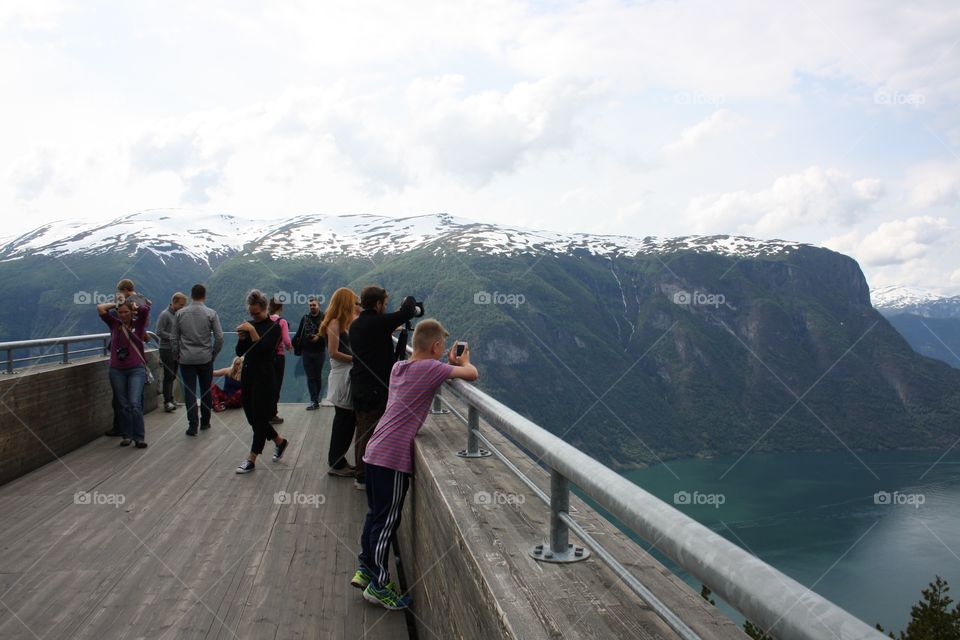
[529,542,591,563]
[457,448,492,458]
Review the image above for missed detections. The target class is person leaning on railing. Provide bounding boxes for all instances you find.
[352,319,478,610]
[348,286,419,489]
[97,294,151,449]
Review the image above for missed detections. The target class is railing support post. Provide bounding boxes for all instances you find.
[456,403,491,458]
[530,469,590,563]
[62,342,69,365]
[429,386,449,414]
[6,349,12,374]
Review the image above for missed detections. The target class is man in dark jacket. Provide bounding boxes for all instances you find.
[293,296,326,409]
[349,286,418,487]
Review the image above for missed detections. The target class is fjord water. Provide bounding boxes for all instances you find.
[611,450,960,633]
[217,334,958,630]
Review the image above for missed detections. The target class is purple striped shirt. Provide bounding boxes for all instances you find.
[363,359,454,474]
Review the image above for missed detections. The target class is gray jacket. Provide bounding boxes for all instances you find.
[172,301,224,365]
[155,306,177,351]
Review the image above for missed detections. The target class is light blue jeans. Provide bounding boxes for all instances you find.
[109,365,146,442]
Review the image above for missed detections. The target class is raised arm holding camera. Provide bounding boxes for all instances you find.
[348,286,421,488]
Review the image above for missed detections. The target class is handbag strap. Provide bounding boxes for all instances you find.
[119,322,149,367]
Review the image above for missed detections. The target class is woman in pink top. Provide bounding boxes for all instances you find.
[269,298,293,424]
[97,295,152,448]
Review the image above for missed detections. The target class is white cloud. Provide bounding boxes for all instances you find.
[407,74,600,185]
[824,215,951,266]
[852,178,885,201]
[8,147,69,200]
[685,166,883,236]
[1,1,960,292]
[661,109,748,155]
[0,0,67,30]
[906,162,960,209]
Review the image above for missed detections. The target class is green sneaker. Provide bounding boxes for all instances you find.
[351,568,373,590]
[362,582,411,610]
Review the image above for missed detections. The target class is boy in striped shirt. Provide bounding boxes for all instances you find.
[351,319,479,610]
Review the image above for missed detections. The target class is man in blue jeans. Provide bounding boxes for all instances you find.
[293,296,326,409]
[172,284,224,436]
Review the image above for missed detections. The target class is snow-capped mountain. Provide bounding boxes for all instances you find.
[0,209,810,266]
[871,285,960,318]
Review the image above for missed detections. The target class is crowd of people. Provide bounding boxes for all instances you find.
[96,278,479,611]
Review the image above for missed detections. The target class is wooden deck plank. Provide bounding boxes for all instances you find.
[0,404,409,640]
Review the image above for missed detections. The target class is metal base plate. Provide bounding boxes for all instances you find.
[529,542,591,563]
[456,448,492,458]
[430,408,450,414]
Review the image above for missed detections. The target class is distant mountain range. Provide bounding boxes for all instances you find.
[3,209,959,468]
[871,285,960,369]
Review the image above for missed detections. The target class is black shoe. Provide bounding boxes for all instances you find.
[272,438,289,462]
[104,429,123,437]
[135,441,148,449]
[185,427,198,436]
[236,459,255,474]
[200,423,211,431]
[328,466,355,477]
[305,403,320,411]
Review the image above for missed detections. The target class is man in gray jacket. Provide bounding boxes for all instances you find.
[155,292,187,412]
[172,284,224,436]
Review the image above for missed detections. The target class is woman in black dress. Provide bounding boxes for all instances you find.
[235,289,291,474]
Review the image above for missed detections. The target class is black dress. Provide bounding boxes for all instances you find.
[237,317,281,454]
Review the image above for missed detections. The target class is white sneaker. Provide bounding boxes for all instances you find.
[164,402,176,412]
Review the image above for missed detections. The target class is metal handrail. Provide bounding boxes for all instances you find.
[0,332,160,374]
[436,376,886,640]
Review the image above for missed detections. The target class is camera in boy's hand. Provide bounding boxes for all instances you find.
[449,341,470,365]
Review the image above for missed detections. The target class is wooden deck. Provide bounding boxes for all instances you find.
[0,404,410,640]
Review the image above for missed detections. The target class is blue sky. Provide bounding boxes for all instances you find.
[2,0,959,292]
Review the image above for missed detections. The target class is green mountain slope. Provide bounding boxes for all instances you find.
[4,241,959,468]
